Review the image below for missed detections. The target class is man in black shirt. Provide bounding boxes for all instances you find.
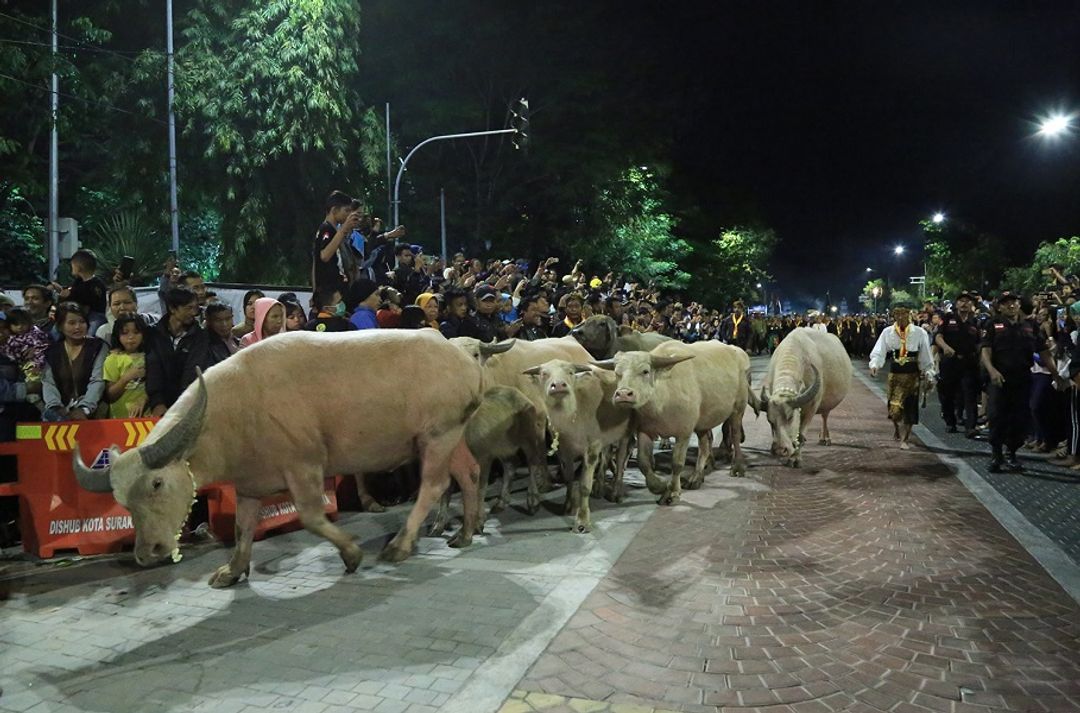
[512,294,550,341]
[719,300,751,351]
[464,285,507,343]
[388,244,430,304]
[146,285,202,416]
[53,249,107,334]
[935,291,982,437]
[980,291,1060,472]
[313,190,362,294]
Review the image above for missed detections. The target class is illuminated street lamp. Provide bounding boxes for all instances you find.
[894,245,905,256]
[932,212,945,224]
[1037,113,1074,138]
[871,285,882,313]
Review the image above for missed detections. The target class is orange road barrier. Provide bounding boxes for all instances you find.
[0,419,337,558]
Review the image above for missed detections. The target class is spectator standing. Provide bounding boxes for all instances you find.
[720,301,752,351]
[21,284,55,333]
[515,295,550,341]
[934,291,982,437]
[240,298,288,347]
[388,244,429,304]
[313,190,363,294]
[348,279,381,331]
[41,302,108,421]
[180,271,209,312]
[232,289,264,339]
[181,301,240,391]
[146,286,202,416]
[103,314,151,418]
[305,288,356,333]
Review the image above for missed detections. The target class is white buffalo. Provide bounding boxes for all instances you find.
[757,327,851,467]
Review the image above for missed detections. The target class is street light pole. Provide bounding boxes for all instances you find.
[48,0,58,278]
[392,128,516,227]
[166,0,179,253]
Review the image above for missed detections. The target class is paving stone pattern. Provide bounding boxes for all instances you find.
[515,367,1080,713]
[0,467,657,713]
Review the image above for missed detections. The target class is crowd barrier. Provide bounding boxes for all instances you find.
[0,417,337,559]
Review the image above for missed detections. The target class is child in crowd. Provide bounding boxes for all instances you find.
[181,301,239,389]
[51,249,108,334]
[0,307,49,407]
[103,314,150,418]
[239,297,287,348]
[232,289,264,339]
[304,287,356,332]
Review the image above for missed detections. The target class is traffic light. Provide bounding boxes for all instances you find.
[511,98,529,150]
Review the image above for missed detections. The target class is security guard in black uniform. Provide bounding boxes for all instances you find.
[980,291,1061,472]
[935,291,981,437]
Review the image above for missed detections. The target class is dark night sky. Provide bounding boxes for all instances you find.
[644,1,1080,306]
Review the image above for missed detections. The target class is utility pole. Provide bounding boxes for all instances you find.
[166,0,179,253]
[385,102,392,225]
[439,188,447,264]
[48,0,59,278]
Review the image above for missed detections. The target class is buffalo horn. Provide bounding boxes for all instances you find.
[590,359,616,371]
[479,339,516,357]
[72,443,113,492]
[572,363,593,374]
[790,364,821,409]
[649,353,695,370]
[139,367,208,469]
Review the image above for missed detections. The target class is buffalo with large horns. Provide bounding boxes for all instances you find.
[755,327,852,467]
[74,330,484,587]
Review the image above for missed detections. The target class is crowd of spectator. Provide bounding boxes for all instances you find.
[3,191,1079,479]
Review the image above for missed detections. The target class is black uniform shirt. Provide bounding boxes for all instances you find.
[980,317,1047,374]
[936,312,980,357]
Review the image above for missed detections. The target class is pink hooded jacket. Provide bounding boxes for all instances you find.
[239,297,284,349]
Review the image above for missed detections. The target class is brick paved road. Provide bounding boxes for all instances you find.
[2,357,1079,713]
[510,360,1080,713]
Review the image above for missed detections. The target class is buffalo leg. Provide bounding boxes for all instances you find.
[381,437,458,562]
[208,494,260,588]
[447,439,480,549]
[662,438,690,505]
[353,473,386,513]
[574,443,601,533]
[819,411,832,446]
[490,459,509,513]
[683,429,712,490]
[560,452,579,515]
[729,415,747,477]
[605,435,629,503]
[638,435,665,495]
[292,476,363,574]
[429,490,453,536]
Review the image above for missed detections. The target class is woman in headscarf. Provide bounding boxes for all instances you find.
[414,292,442,330]
[238,297,287,349]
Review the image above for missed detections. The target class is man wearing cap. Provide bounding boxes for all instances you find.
[935,291,982,437]
[348,278,381,331]
[464,285,506,343]
[981,291,1061,472]
[869,304,935,449]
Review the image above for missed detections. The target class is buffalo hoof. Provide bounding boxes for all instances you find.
[378,541,412,563]
[427,517,449,537]
[341,544,363,573]
[525,493,540,515]
[818,438,831,446]
[535,476,555,494]
[603,484,624,503]
[730,464,746,478]
[681,473,704,490]
[572,520,592,534]
[447,530,473,549]
[490,499,507,514]
[362,500,386,514]
[658,489,681,506]
[207,564,247,589]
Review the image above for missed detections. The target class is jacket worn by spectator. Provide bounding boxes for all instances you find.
[305,312,357,333]
[181,330,238,390]
[390,266,429,305]
[146,318,200,412]
[67,275,108,316]
[349,305,379,330]
[42,337,107,416]
[464,310,506,343]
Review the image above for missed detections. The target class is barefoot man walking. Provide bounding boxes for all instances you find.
[869,305,935,449]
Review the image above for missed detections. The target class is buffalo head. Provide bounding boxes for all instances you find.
[760,363,820,463]
[592,350,694,409]
[73,369,208,566]
[569,315,618,360]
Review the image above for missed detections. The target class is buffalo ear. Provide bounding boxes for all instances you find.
[590,359,616,371]
[521,365,542,376]
[572,363,593,374]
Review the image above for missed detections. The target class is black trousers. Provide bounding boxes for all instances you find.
[988,370,1032,455]
[937,356,979,431]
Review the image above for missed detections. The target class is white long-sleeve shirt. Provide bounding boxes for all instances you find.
[869,323,935,377]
